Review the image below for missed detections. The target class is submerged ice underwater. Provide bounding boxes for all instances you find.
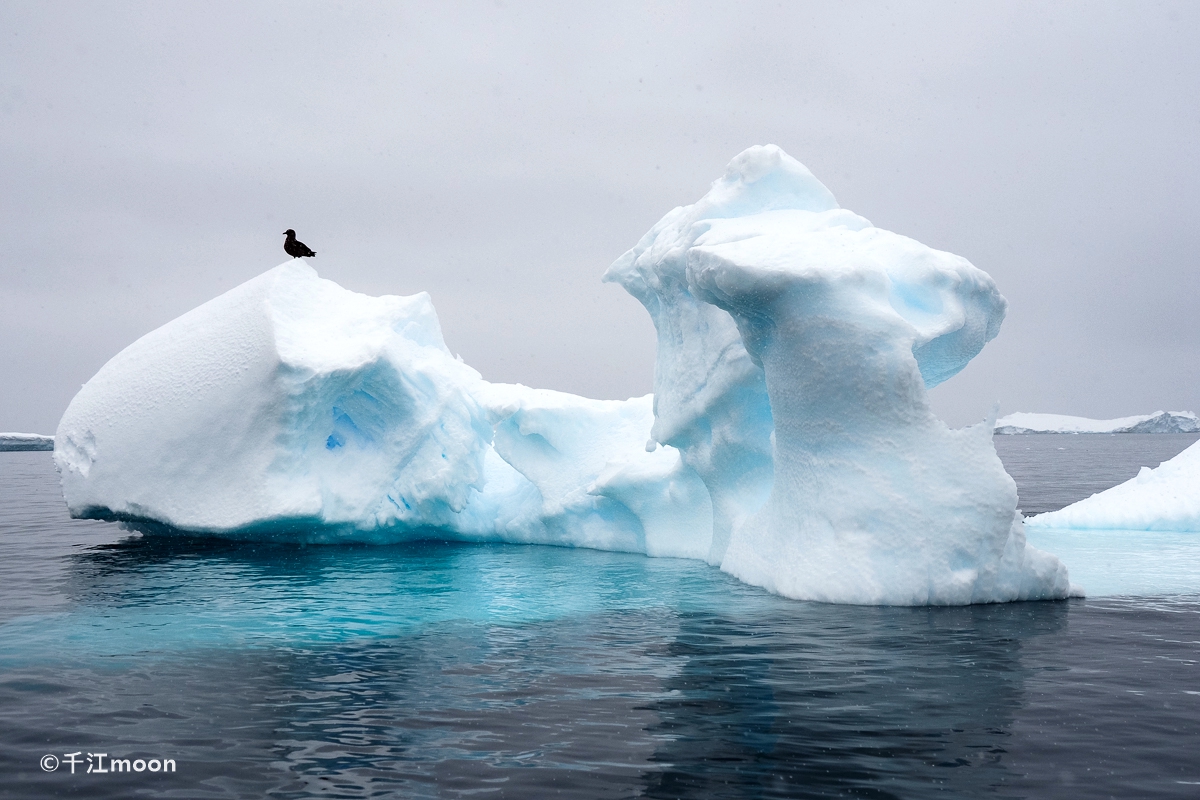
[57,144,1171,606]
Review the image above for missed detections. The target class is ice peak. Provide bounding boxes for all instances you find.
[703,144,839,220]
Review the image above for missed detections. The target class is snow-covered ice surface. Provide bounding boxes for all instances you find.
[0,433,53,452]
[995,411,1200,435]
[1026,440,1200,532]
[57,265,492,537]
[56,145,1072,605]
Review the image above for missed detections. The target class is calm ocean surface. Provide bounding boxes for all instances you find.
[2,434,1198,799]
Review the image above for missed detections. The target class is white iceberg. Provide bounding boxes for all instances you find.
[55,145,1073,605]
[54,263,705,557]
[55,264,494,535]
[994,411,1200,435]
[606,145,1069,604]
[1026,440,1200,532]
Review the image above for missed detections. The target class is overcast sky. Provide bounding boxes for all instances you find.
[2,1,1197,434]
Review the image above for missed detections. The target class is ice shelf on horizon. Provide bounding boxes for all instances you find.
[0,433,54,452]
[54,144,1073,606]
[994,411,1200,435]
[1027,439,1200,532]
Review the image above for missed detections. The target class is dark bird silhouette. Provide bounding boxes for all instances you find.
[283,229,317,258]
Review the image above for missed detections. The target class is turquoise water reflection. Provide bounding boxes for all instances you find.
[7,529,1200,799]
[3,538,776,662]
[4,534,1080,798]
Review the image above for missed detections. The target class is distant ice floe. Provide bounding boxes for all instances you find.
[55,145,1074,606]
[0,433,53,452]
[1027,440,1200,532]
[994,411,1200,435]
[1024,439,1200,596]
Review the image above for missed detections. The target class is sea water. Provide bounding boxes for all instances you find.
[1,436,1199,799]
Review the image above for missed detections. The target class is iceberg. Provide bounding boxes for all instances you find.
[1026,440,1200,532]
[55,264,493,536]
[55,145,1072,605]
[54,264,707,558]
[994,411,1200,435]
[605,145,1068,604]
[0,433,54,452]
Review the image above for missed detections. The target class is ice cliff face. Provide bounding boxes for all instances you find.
[55,145,1073,605]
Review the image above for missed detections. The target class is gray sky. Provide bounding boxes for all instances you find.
[2,1,1197,434]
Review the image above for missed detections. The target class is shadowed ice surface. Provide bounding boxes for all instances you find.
[3,448,1200,798]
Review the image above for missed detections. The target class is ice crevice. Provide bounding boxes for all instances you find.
[54,144,1073,605]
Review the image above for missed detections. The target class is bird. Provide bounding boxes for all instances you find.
[283,229,317,258]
